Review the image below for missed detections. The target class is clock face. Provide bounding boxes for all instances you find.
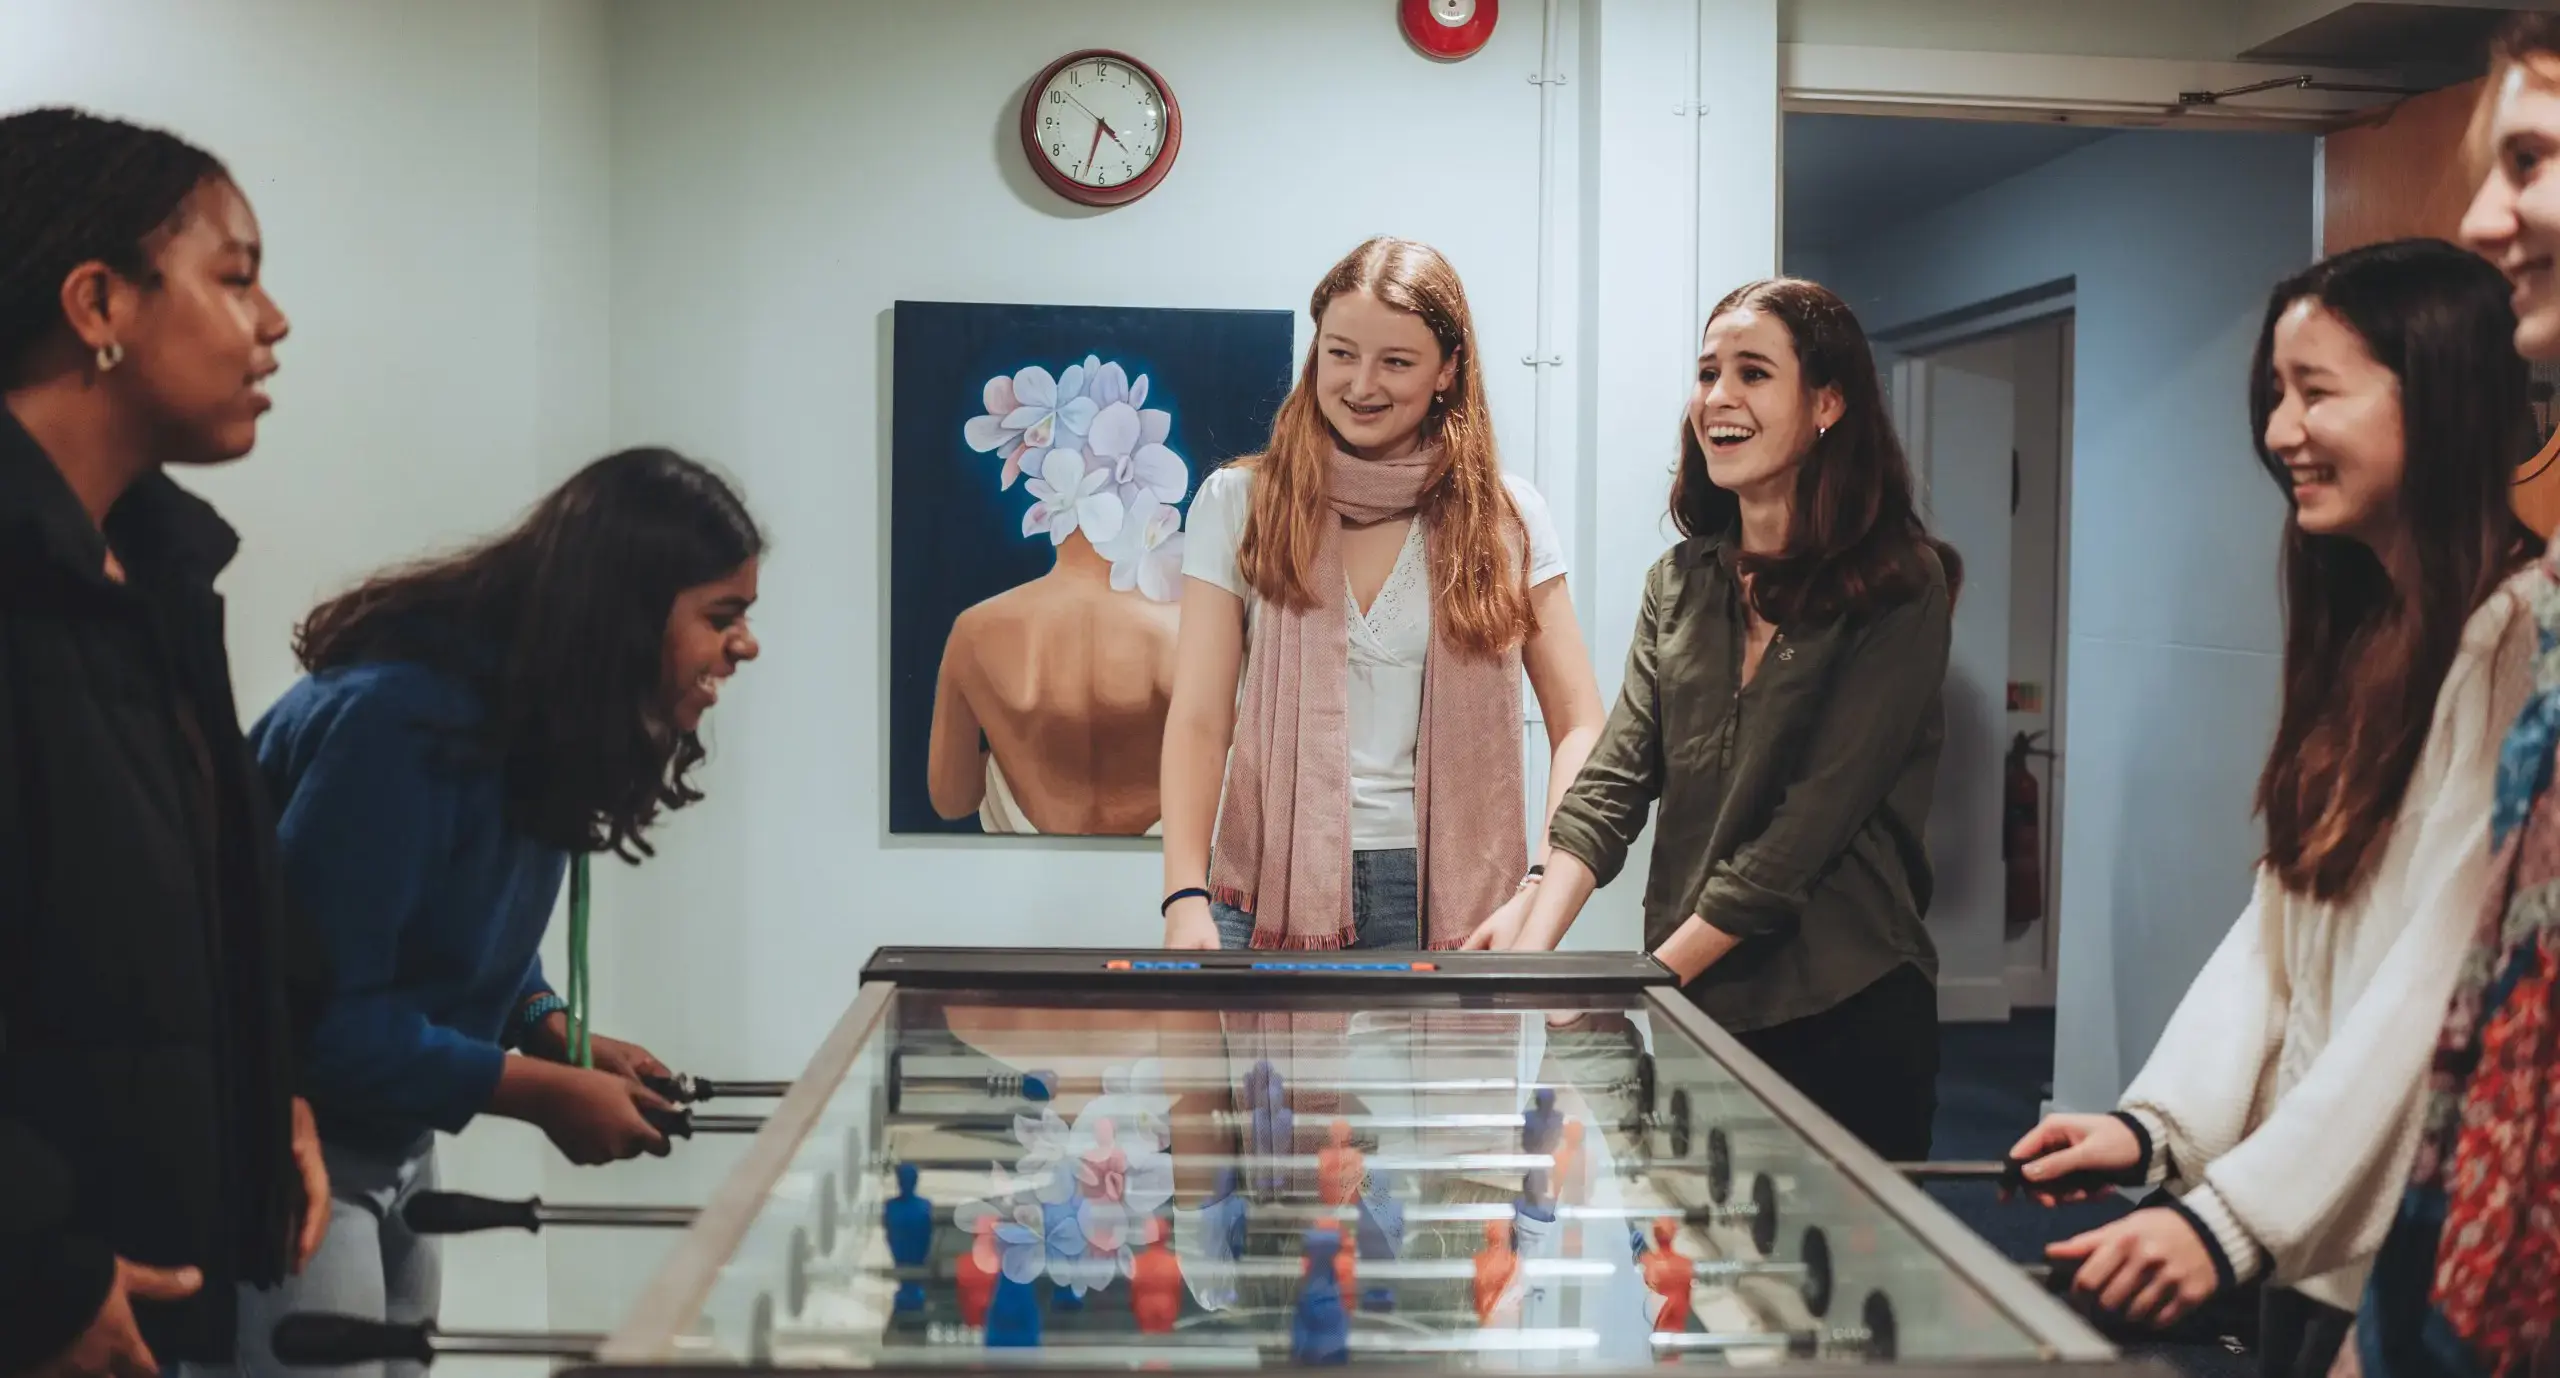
[1022,52,1180,204]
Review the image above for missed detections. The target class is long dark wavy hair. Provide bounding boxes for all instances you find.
[295,448,765,860]
[2251,239,2538,902]
[1672,278,1963,625]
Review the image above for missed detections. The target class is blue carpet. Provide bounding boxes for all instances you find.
[1926,1011,2257,1378]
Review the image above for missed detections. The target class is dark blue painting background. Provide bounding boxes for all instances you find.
[889,300,1294,835]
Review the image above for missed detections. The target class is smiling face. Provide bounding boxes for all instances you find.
[660,558,761,734]
[2462,62,2560,359]
[1688,306,1843,504]
[2262,298,2407,545]
[1312,289,1457,461]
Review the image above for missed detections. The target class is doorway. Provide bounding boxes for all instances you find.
[1908,318,2074,1013]
[1780,106,2314,1055]
[1875,314,2072,1020]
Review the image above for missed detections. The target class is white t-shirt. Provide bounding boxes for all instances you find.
[1180,466,1568,851]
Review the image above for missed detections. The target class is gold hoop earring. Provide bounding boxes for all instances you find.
[95,341,124,373]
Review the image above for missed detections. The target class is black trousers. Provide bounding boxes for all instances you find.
[2258,1289,2353,1378]
[1724,963,1940,1160]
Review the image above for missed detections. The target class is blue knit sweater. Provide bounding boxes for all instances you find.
[250,661,565,1155]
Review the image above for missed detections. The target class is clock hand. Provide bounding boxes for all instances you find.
[1078,122,1105,180]
[1064,93,1133,152]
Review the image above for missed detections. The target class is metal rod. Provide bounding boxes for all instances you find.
[686,1114,768,1134]
[773,1326,1834,1355]
[2179,73,2420,105]
[816,1256,1804,1284]
[1223,1201,1756,1225]
[541,1203,699,1229]
[886,1151,1560,1173]
[887,1109,1670,1136]
[431,1331,605,1358]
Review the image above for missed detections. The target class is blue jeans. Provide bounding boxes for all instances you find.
[207,1136,440,1378]
[1213,848,1420,950]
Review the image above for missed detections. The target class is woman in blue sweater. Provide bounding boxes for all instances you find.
[232,447,764,1377]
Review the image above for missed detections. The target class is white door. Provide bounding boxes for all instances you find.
[1892,351,2014,1023]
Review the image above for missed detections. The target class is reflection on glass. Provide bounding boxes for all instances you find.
[634,985,2056,1368]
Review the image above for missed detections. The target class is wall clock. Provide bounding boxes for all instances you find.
[1401,0,1498,60]
[1020,50,1182,207]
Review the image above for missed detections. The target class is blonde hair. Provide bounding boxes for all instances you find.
[2468,16,2560,179]
[1233,237,1535,656]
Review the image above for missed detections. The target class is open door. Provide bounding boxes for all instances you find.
[1892,350,2014,1023]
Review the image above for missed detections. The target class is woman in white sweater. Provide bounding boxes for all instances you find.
[2007,239,2546,1376]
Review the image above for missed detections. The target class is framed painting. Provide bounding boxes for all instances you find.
[888,301,1294,836]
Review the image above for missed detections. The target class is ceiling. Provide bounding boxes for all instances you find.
[1783,113,2116,252]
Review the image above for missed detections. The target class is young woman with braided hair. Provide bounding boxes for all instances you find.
[0,107,327,1378]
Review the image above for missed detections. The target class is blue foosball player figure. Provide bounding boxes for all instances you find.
[1520,1087,1561,1206]
[1292,1229,1351,1365]
[1356,1181,1404,1312]
[883,1162,932,1314]
[1245,1060,1294,1196]
[987,1273,1043,1348]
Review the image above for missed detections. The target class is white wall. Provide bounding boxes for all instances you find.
[1817,127,2311,1111]
[0,0,618,1357]
[4,0,1785,1347]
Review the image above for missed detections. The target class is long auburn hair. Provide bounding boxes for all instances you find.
[294,448,765,861]
[2252,240,2538,901]
[1672,278,1962,625]
[1234,237,1535,655]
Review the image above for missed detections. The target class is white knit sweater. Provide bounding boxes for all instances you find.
[2118,564,2542,1312]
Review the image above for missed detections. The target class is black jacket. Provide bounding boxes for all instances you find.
[0,410,324,1368]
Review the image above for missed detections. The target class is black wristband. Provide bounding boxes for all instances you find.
[1161,887,1211,917]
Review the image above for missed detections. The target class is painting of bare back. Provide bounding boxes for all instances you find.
[889,301,1293,837]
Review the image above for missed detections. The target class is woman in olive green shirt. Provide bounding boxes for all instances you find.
[1468,277,1961,1158]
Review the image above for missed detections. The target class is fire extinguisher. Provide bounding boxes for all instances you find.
[2005,730,2053,935]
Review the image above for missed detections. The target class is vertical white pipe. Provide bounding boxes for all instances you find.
[1530,0,1562,493]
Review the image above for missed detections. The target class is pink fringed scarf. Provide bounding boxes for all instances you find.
[1208,449,1528,950]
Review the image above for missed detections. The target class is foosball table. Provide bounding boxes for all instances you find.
[278,949,2162,1376]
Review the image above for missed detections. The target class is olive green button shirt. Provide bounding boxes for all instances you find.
[1547,533,1950,1033]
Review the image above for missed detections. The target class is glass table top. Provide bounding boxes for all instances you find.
[608,961,2101,1370]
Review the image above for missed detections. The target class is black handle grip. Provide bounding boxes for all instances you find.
[271,1314,435,1366]
[403,1190,542,1236]
[641,1072,701,1103]
[644,1105,693,1139]
[2001,1154,2143,1198]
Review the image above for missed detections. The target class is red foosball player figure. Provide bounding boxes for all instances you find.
[1471,1219,1520,1326]
[1642,1218,1692,1336]
[1131,1219,1184,1334]
[1554,1120,1587,1207]
[1318,1118,1363,1208]
[957,1215,999,1327]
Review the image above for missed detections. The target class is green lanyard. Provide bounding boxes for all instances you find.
[566,853,593,1068]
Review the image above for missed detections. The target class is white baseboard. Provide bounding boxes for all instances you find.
[1937,976,2011,1023]
[2004,965,2057,1009]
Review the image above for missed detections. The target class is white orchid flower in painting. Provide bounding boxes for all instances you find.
[1098,501,1187,605]
[1022,450,1124,547]
[1085,357,1151,412]
[1083,401,1189,514]
[1084,361,1177,474]
[965,364,1096,489]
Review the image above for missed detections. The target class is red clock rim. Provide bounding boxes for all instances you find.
[1018,49,1183,208]
[1400,0,1498,60]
